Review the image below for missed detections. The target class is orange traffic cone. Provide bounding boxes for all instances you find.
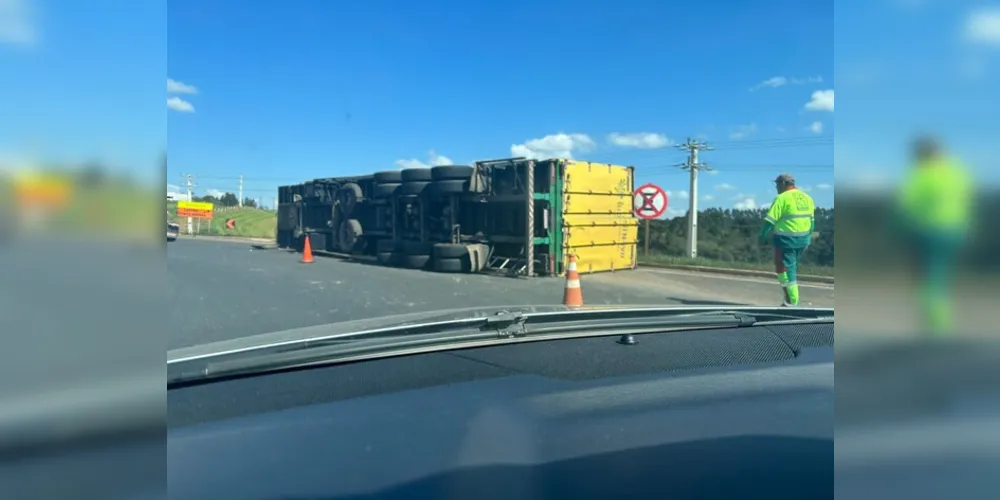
[562,254,583,308]
[301,235,314,263]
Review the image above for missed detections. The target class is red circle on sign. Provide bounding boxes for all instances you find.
[632,183,668,220]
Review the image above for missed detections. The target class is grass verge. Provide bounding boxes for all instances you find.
[168,205,277,239]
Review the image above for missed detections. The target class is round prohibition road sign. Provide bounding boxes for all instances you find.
[632,183,668,220]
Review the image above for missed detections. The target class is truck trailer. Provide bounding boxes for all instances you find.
[276,158,639,277]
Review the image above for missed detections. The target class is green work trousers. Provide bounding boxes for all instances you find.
[907,229,964,336]
[774,246,806,305]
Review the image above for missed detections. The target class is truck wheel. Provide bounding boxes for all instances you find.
[338,183,363,216]
[400,254,431,269]
[432,243,467,259]
[430,179,467,195]
[374,171,403,183]
[430,165,473,181]
[402,239,433,255]
[400,181,430,196]
[376,252,395,266]
[373,183,400,198]
[338,219,363,252]
[376,239,399,253]
[400,168,433,183]
[433,257,471,273]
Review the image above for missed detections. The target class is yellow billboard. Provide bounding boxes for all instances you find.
[177,200,214,219]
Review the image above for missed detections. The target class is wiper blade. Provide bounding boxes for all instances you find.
[168,306,832,387]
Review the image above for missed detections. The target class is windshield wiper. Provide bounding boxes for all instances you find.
[168,306,832,387]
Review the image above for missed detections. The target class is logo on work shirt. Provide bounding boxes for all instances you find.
[792,192,810,211]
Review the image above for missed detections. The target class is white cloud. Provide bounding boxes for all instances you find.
[666,190,688,200]
[607,132,672,149]
[707,169,719,175]
[963,7,1000,46]
[702,194,714,201]
[167,78,199,94]
[167,96,195,113]
[749,76,822,91]
[714,183,736,190]
[807,121,823,134]
[394,150,453,169]
[204,188,225,198]
[804,90,834,112]
[167,183,180,191]
[0,0,37,46]
[733,197,757,210]
[511,133,595,160]
[816,183,833,190]
[728,123,757,140]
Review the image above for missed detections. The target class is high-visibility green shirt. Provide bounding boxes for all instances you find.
[896,156,972,233]
[764,187,815,248]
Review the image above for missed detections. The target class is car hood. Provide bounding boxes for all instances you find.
[168,304,762,362]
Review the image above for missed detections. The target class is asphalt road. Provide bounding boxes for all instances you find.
[167,238,835,349]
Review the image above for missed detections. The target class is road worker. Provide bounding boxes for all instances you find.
[892,136,973,336]
[759,173,816,307]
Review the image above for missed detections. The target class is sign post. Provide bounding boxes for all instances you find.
[632,183,669,256]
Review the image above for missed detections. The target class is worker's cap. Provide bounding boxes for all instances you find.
[912,135,940,157]
[774,173,795,184]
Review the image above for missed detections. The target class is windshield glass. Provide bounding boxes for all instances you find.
[162,2,834,353]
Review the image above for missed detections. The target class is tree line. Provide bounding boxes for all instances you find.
[191,192,258,208]
[642,207,835,267]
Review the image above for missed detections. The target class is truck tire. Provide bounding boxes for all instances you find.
[401,239,432,255]
[373,182,400,198]
[433,257,471,273]
[338,183,363,216]
[400,254,431,269]
[376,239,399,253]
[374,171,403,183]
[329,203,343,232]
[338,219,363,252]
[430,179,467,195]
[432,243,468,259]
[376,252,395,266]
[400,168,433,183]
[430,165,473,181]
[399,181,430,196]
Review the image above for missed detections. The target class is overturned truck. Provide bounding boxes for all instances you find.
[276,158,639,277]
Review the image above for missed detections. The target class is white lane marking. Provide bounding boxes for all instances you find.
[638,267,835,290]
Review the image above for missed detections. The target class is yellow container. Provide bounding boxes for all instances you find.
[561,160,638,274]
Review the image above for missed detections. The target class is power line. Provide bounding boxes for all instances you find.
[181,173,197,234]
[676,137,712,259]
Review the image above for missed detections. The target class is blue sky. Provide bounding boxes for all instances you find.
[164,0,834,215]
[836,0,1000,191]
[16,1,997,217]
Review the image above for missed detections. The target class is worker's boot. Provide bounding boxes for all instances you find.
[785,284,800,307]
[780,286,794,307]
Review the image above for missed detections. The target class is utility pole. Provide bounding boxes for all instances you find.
[238,175,244,207]
[676,138,712,258]
[183,173,196,235]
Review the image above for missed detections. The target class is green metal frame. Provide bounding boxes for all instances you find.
[518,159,563,276]
[551,160,565,276]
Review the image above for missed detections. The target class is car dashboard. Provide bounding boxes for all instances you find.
[168,321,834,500]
